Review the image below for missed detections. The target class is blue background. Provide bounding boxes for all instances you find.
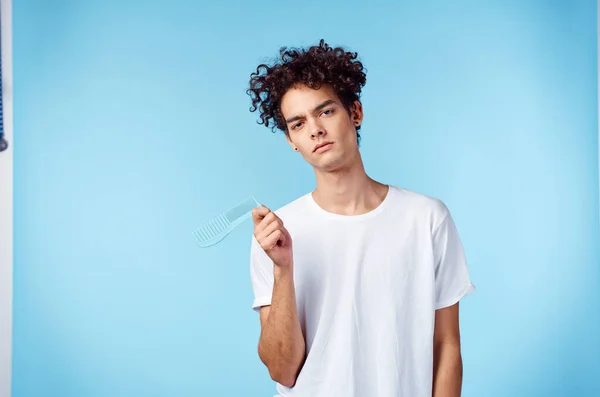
[12,0,599,396]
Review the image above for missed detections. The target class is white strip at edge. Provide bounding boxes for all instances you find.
[0,0,12,396]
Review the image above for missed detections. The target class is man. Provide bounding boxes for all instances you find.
[246,39,475,397]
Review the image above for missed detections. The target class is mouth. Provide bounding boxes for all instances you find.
[313,142,334,153]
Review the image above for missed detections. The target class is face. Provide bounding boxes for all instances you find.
[280,83,363,172]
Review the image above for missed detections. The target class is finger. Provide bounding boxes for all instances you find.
[257,211,283,235]
[263,229,285,250]
[256,218,284,244]
[252,205,270,227]
[254,212,274,236]
[260,211,279,227]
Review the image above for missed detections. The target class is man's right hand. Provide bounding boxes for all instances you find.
[252,205,293,269]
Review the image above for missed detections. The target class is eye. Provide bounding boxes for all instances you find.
[321,109,334,116]
[292,121,303,130]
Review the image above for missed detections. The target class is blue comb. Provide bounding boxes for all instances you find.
[193,196,261,247]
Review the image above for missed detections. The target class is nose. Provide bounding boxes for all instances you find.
[310,124,325,139]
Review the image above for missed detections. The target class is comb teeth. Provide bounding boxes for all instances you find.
[193,197,260,247]
[194,214,231,242]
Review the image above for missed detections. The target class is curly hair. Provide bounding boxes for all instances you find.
[247,39,367,144]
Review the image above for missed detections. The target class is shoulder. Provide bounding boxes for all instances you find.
[268,192,313,222]
[388,185,450,230]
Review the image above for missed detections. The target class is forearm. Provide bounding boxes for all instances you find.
[258,265,306,387]
[432,342,463,397]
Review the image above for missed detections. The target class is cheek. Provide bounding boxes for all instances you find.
[292,136,311,153]
[332,120,355,141]
[332,115,352,131]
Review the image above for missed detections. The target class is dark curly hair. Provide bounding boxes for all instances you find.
[247,39,367,145]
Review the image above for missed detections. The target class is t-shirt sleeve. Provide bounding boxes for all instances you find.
[432,202,475,310]
[249,235,274,312]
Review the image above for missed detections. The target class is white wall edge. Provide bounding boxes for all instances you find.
[0,0,12,396]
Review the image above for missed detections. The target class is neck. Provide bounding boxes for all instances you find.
[312,155,388,216]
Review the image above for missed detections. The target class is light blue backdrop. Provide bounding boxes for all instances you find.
[12,1,599,396]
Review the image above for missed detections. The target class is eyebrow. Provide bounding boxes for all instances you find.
[285,99,337,124]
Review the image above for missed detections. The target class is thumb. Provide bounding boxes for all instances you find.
[252,205,270,226]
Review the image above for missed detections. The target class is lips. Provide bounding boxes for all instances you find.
[313,142,333,153]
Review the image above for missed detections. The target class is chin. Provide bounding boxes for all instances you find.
[313,155,345,172]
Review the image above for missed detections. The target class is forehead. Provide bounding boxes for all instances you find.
[280,84,339,117]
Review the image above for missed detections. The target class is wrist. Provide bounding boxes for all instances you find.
[273,263,294,279]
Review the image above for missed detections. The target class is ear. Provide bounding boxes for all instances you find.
[351,100,364,127]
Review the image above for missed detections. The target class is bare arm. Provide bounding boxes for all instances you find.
[432,302,463,397]
[251,205,306,388]
[258,265,306,387]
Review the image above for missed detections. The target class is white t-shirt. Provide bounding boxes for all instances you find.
[249,185,475,397]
